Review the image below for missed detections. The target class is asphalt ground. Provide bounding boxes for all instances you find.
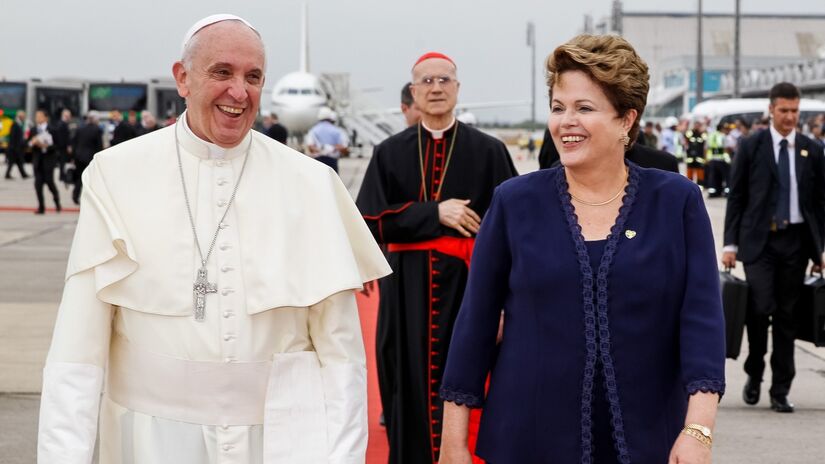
[1,148,823,463]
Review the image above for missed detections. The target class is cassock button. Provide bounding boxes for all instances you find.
[223,334,234,341]
[224,356,236,363]
[221,265,233,273]
[219,222,229,229]
[221,288,234,296]
[221,424,230,430]
[219,243,231,251]
[222,444,233,451]
[223,311,233,318]
[217,178,229,186]
[217,199,228,207]
[215,160,226,167]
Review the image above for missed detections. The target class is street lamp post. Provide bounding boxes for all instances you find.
[734,0,741,97]
[696,0,704,106]
[527,21,536,128]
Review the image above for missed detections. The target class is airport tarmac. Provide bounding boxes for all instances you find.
[1,148,824,463]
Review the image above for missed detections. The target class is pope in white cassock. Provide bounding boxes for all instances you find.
[37,14,390,464]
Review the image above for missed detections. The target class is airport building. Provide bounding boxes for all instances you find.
[585,2,825,117]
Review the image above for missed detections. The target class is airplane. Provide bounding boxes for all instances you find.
[269,2,327,135]
[267,2,530,143]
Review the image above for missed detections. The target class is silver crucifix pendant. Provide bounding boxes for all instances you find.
[193,266,217,321]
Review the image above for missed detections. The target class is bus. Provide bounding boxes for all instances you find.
[0,82,27,150]
[0,77,185,151]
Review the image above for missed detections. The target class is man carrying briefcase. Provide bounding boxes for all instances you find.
[722,82,825,413]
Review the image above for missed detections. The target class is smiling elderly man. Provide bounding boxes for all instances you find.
[37,14,390,464]
[356,52,517,464]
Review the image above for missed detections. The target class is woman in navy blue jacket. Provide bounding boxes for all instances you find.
[439,35,726,464]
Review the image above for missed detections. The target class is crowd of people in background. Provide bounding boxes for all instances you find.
[0,106,303,213]
[633,112,825,199]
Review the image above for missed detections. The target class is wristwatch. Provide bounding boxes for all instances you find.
[682,423,713,448]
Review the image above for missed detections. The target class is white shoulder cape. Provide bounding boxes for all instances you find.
[66,125,391,315]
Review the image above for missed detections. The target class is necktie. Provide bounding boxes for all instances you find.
[775,138,790,230]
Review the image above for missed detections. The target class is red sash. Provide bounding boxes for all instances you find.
[387,236,475,268]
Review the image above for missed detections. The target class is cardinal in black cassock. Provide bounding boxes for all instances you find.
[357,52,517,464]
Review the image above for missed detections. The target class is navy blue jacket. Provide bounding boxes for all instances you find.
[441,164,726,463]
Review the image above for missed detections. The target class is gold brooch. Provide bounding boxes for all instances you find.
[625,230,637,239]
[801,149,809,158]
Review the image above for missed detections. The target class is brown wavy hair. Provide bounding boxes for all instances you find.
[546,34,649,146]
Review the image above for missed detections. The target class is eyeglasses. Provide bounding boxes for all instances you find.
[414,76,455,87]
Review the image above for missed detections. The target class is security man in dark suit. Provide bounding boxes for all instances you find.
[5,110,29,179]
[28,109,61,214]
[722,82,825,413]
[52,109,72,182]
[71,114,103,204]
[537,127,679,172]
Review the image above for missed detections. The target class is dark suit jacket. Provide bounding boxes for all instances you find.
[73,123,103,164]
[8,120,25,155]
[52,120,70,152]
[28,124,57,170]
[441,165,725,462]
[537,128,679,173]
[724,128,825,264]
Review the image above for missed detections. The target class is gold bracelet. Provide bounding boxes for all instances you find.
[682,424,713,449]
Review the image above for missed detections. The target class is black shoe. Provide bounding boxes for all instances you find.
[55,202,62,213]
[34,209,45,215]
[743,377,761,405]
[770,395,795,413]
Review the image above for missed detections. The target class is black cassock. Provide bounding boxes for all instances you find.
[356,121,517,463]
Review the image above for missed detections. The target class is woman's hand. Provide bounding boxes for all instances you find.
[440,402,473,464]
[668,432,711,464]
[438,445,474,464]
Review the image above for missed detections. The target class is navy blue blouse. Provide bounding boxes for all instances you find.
[440,163,726,463]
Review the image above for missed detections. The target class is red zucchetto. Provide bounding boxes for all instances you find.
[413,52,456,69]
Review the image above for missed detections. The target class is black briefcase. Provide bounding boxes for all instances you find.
[720,269,748,359]
[795,272,825,347]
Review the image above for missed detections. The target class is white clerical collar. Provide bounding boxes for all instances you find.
[179,110,251,160]
[422,118,457,140]
[769,124,796,149]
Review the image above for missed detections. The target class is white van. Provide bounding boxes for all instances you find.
[688,98,825,129]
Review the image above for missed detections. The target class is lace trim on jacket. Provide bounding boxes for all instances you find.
[439,386,484,408]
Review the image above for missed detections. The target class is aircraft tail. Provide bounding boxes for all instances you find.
[300,1,309,73]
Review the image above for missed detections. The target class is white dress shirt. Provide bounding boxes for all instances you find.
[769,124,803,224]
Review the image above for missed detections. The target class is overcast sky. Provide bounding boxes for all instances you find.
[2,0,824,123]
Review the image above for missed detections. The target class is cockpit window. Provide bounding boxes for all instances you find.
[301,89,312,95]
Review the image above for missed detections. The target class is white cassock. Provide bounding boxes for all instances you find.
[37,114,391,464]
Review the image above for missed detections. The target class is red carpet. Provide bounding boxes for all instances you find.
[0,205,79,213]
[356,288,390,463]
[357,287,484,464]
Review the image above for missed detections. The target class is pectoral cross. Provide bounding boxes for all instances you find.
[193,266,217,322]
